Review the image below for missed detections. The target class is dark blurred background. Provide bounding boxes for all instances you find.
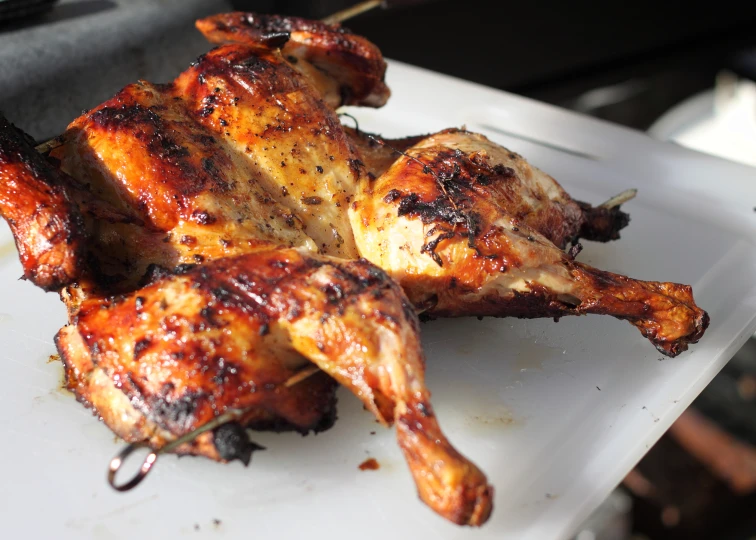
[232,0,756,131]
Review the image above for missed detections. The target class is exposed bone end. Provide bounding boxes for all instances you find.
[35,136,65,155]
[599,188,637,209]
[396,406,494,526]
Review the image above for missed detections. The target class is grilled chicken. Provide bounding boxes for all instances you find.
[349,129,708,356]
[58,248,492,525]
[0,19,494,525]
[0,9,710,528]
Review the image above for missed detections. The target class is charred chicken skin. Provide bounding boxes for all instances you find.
[0,10,707,527]
[195,12,390,108]
[0,115,84,291]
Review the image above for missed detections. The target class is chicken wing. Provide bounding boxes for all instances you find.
[58,248,492,525]
[0,115,84,290]
[349,129,708,356]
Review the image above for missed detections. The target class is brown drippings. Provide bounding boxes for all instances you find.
[54,356,74,396]
[358,457,379,471]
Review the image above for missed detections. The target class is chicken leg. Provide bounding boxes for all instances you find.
[349,129,708,356]
[58,248,493,525]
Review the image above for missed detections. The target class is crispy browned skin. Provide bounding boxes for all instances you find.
[48,39,370,287]
[58,249,492,525]
[350,129,708,356]
[58,322,338,460]
[50,79,319,290]
[0,115,84,290]
[171,43,363,257]
[352,128,630,248]
[196,12,390,108]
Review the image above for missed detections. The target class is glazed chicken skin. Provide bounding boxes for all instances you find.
[0,115,84,290]
[58,248,492,526]
[347,127,631,248]
[50,45,365,293]
[349,129,708,356]
[196,12,390,108]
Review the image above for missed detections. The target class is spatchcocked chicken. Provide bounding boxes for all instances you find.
[0,11,707,526]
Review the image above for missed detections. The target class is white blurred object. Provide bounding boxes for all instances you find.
[571,489,633,540]
[651,73,756,345]
[649,72,756,168]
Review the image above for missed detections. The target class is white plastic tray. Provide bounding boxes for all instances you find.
[2,60,756,540]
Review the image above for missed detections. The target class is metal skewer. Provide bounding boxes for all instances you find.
[107,364,321,492]
[35,136,64,154]
[321,0,383,24]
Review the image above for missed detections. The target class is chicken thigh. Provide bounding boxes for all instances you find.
[349,129,708,356]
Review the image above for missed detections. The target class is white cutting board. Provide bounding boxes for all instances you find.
[2,60,756,540]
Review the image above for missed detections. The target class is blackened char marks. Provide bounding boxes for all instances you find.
[395,193,482,266]
[133,338,151,359]
[231,54,272,79]
[187,253,412,340]
[424,147,517,194]
[354,259,391,286]
[190,210,217,225]
[576,201,631,243]
[260,32,291,49]
[238,12,350,36]
[88,102,236,198]
[89,103,161,130]
[397,193,469,227]
[0,114,51,175]
[213,422,264,465]
[383,189,401,203]
[421,230,455,267]
[89,103,190,165]
[193,45,301,99]
[134,381,204,434]
[492,164,516,177]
